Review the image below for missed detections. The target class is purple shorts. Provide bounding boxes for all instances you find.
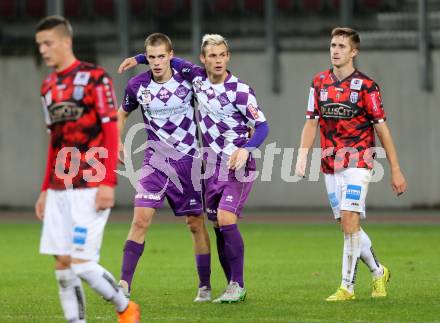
[204,158,256,221]
[134,156,203,216]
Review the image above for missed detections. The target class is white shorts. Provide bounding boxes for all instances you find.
[39,188,110,262]
[324,168,372,220]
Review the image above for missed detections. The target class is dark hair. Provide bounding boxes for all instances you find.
[35,15,73,37]
[144,33,173,52]
[331,27,360,50]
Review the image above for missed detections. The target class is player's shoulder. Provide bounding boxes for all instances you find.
[76,61,112,83]
[353,70,379,89]
[41,72,56,93]
[311,69,331,85]
[231,74,254,92]
[128,70,152,90]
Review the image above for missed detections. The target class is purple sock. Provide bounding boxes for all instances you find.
[121,240,145,290]
[220,224,244,288]
[214,227,231,283]
[195,254,211,288]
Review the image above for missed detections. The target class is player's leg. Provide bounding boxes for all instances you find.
[39,189,86,322]
[186,215,212,301]
[69,188,139,321]
[120,207,156,296]
[167,157,212,301]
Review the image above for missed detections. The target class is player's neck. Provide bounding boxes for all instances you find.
[332,64,355,81]
[55,54,77,73]
[153,67,173,83]
[207,71,228,84]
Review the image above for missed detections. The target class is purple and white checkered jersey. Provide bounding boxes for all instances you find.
[122,68,198,158]
[171,58,266,157]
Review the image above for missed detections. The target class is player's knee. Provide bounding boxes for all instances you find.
[341,211,360,233]
[186,215,203,234]
[55,255,71,270]
[132,212,152,233]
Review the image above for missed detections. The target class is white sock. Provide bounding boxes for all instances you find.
[341,231,361,293]
[55,268,86,323]
[360,228,383,278]
[72,262,129,313]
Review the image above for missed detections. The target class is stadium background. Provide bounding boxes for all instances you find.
[1,0,439,208]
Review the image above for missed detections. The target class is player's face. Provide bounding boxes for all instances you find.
[146,44,173,80]
[35,29,71,69]
[330,35,358,68]
[200,44,230,78]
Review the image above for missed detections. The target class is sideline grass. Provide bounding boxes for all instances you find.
[1,223,439,322]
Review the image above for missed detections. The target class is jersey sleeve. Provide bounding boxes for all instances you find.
[170,57,204,82]
[364,82,386,123]
[93,71,118,124]
[306,80,320,119]
[121,81,139,113]
[235,83,266,127]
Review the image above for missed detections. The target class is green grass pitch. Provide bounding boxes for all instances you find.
[1,222,439,322]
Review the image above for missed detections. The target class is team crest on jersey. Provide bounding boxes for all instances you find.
[247,103,259,119]
[205,87,215,100]
[158,88,171,101]
[73,72,91,86]
[320,89,328,101]
[349,91,358,103]
[350,78,363,90]
[73,86,84,100]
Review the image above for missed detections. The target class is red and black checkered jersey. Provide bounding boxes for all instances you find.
[40,60,118,189]
[306,69,386,174]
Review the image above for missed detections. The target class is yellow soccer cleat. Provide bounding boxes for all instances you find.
[326,286,356,302]
[372,266,390,298]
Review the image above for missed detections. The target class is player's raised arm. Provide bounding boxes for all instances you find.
[374,122,407,196]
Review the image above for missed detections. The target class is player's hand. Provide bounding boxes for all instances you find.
[391,169,407,196]
[295,153,307,178]
[118,141,126,165]
[35,191,47,221]
[95,185,115,211]
[118,57,138,74]
[228,148,249,170]
[247,126,255,138]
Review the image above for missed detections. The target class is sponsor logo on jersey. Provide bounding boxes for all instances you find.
[73,72,91,86]
[350,78,363,90]
[48,102,85,123]
[158,88,171,100]
[321,103,358,119]
[73,226,87,245]
[346,185,362,201]
[349,91,358,104]
[189,199,197,206]
[136,193,161,201]
[139,88,152,105]
[320,89,328,101]
[328,192,339,208]
[247,103,259,119]
[225,195,234,202]
[73,86,85,100]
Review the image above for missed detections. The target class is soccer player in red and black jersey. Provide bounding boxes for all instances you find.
[33,16,139,322]
[295,27,407,301]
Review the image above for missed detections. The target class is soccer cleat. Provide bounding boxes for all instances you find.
[325,286,356,301]
[213,282,247,304]
[117,300,140,323]
[118,280,131,299]
[371,266,390,298]
[193,286,212,302]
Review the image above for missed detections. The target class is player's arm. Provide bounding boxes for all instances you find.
[117,108,130,164]
[295,82,320,177]
[93,72,119,211]
[295,119,318,177]
[374,122,407,195]
[229,85,269,170]
[35,141,53,220]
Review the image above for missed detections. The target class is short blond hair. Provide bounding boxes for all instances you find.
[201,34,229,55]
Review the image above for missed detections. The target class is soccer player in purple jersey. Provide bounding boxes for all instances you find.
[119,34,269,303]
[117,33,212,302]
